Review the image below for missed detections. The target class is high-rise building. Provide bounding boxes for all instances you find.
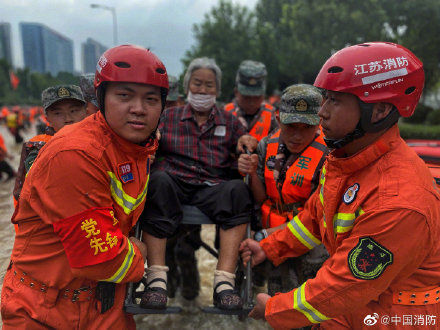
[20,22,74,76]
[0,22,12,65]
[82,38,107,74]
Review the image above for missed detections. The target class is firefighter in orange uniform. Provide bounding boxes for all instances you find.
[224,60,277,141]
[1,45,169,329]
[238,84,329,295]
[240,42,440,329]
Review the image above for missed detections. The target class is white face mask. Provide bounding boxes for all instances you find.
[187,91,216,112]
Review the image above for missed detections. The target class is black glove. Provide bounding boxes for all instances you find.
[95,281,116,313]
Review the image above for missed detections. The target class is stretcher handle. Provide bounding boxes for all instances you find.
[243,146,254,308]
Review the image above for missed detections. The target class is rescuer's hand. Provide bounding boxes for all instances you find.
[239,238,267,267]
[249,293,270,320]
[238,153,258,176]
[237,134,258,154]
[129,237,147,262]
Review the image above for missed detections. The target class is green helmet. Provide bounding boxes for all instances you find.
[41,85,86,112]
[235,60,267,96]
[278,84,322,126]
[167,75,179,102]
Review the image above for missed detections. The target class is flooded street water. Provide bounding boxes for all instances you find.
[0,125,270,330]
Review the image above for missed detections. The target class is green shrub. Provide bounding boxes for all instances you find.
[398,122,440,140]
[426,109,440,125]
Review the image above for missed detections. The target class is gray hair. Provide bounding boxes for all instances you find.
[183,57,222,95]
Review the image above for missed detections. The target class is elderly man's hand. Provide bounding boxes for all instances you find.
[239,238,267,267]
[238,153,258,176]
[237,134,258,154]
[249,293,271,320]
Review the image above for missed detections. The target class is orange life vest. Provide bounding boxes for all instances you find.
[224,102,274,141]
[262,129,327,228]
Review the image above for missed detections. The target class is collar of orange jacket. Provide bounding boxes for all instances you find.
[326,124,399,174]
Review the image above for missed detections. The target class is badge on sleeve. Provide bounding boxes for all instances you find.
[118,162,134,183]
[343,183,359,204]
[348,237,393,280]
[53,207,123,268]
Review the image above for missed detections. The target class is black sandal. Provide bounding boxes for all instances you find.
[140,278,168,309]
[213,281,243,310]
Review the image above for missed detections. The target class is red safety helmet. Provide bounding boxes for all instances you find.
[314,42,424,117]
[95,44,168,90]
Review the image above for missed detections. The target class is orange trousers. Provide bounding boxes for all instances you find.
[1,267,135,330]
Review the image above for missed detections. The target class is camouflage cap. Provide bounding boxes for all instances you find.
[236,60,267,96]
[279,84,322,126]
[167,75,179,102]
[42,85,86,112]
[79,74,98,107]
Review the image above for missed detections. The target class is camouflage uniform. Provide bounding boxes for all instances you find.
[225,61,278,139]
[255,84,329,297]
[277,84,322,125]
[13,86,85,202]
[42,85,86,112]
[79,74,98,107]
[236,60,267,96]
[166,75,179,102]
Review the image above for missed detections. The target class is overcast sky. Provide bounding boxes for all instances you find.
[1,0,257,76]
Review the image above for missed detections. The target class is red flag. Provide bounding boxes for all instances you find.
[9,70,20,90]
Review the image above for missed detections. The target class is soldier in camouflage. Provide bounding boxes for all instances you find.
[165,75,183,109]
[238,84,329,297]
[79,74,99,115]
[41,85,87,132]
[224,60,277,142]
[13,85,87,203]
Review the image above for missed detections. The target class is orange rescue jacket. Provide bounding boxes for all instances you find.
[224,102,274,141]
[10,111,157,290]
[262,129,327,228]
[260,125,440,329]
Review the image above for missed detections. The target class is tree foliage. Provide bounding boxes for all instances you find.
[0,59,79,105]
[183,0,440,101]
[182,0,257,100]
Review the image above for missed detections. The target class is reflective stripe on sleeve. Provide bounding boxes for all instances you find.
[319,166,326,206]
[333,208,364,234]
[293,282,331,324]
[108,171,149,215]
[287,215,321,250]
[101,238,135,283]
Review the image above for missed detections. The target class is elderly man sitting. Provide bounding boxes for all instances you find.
[139,57,256,310]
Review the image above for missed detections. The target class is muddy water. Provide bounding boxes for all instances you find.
[0,125,270,329]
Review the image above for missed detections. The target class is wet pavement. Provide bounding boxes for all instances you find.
[0,125,270,329]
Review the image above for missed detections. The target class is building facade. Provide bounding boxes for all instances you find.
[0,22,12,65]
[20,22,74,76]
[82,38,107,74]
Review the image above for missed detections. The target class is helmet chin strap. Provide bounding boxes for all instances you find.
[323,124,365,149]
